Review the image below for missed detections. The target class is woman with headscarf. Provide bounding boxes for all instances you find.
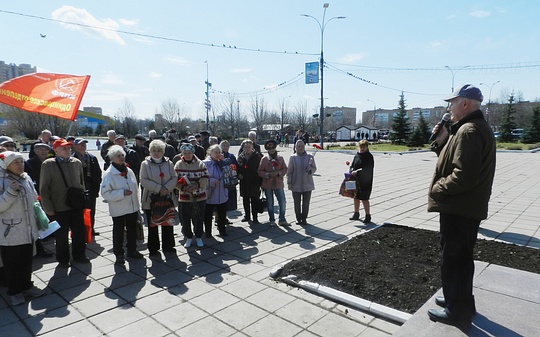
[287,140,317,225]
[0,151,45,305]
[203,145,229,237]
[101,145,142,265]
[175,143,209,247]
[140,140,178,256]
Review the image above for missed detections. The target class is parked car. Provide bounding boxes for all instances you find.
[511,129,524,140]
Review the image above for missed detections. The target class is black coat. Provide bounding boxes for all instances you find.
[351,150,374,199]
[73,152,102,198]
[237,151,263,198]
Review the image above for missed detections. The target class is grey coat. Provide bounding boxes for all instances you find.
[287,152,317,192]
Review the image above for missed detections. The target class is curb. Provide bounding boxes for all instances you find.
[278,274,411,324]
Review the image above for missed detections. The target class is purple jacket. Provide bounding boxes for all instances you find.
[203,158,228,205]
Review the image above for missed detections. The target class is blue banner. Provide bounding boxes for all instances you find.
[305,62,319,84]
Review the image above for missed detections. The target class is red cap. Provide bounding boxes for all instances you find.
[53,138,73,150]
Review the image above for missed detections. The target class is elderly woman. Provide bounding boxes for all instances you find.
[175,143,209,247]
[101,145,142,265]
[237,140,262,224]
[287,140,317,225]
[0,151,45,305]
[203,144,229,236]
[140,140,178,255]
[349,140,374,223]
[220,139,238,213]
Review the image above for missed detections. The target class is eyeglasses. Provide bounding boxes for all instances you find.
[266,146,275,150]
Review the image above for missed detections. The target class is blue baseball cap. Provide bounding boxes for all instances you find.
[444,84,483,102]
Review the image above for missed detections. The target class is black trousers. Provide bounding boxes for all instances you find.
[145,210,175,253]
[242,196,259,221]
[112,212,138,256]
[0,243,33,295]
[292,191,312,222]
[439,213,480,318]
[54,209,86,262]
[180,201,205,239]
[204,202,227,235]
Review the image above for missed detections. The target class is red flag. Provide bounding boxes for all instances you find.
[0,73,90,121]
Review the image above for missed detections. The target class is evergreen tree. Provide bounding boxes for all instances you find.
[499,94,517,142]
[390,92,411,145]
[407,113,430,147]
[522,105,540,143]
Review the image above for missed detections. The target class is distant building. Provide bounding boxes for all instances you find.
[0,61,37,83]
[362,106,447,130]
[324,106,356,130]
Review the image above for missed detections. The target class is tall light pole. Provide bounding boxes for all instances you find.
[302,3,345,148]
[445,65,470,92]
[480,80,500,128]
[204,61,212,131]
[367,99,376,127]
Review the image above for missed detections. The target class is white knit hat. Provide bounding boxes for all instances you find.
[0,151,24,170]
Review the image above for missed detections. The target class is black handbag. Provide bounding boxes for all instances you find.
[56,160,90,209]
[257,191,267,214]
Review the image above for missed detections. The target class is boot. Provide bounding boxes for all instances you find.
[362,214,372,223]
[349,212,360,221]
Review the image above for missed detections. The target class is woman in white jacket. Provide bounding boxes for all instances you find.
[0,151,45,305]
[100,146,142,265]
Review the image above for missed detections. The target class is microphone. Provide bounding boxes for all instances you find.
[429,113,451,142]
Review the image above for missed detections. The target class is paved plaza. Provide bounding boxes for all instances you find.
[1,145,539,336]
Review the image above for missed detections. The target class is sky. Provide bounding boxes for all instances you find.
[1,1,539,123]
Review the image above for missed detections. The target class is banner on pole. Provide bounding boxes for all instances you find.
[305,62,319,84]
[0,73,90,121]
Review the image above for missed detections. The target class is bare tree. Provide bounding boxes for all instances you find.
[158,98,187,134]
[219,92,241,139]
[291,101,310,132]
[250,96,270,135]
[2,104,76,139]
[117,98,138,136]
[278,97,292,131]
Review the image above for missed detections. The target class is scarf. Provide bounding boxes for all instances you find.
[112,162,128,178]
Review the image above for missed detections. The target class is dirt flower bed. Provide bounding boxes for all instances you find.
[280,224,540,314]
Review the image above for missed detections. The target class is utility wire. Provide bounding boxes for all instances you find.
[0,9,317,56]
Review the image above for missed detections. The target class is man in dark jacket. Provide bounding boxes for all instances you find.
[111,135,142,182]
[72,138,102,236]
[131,134,150,163]
[426,84,496,326]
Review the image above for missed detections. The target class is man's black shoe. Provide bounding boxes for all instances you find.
[434,296,476,314]
[435,296,445,308]
[57,261,70,268]
[428,308,471,326]
[127,251,144,259]
[74,257,91,264]
[37,251,54,258]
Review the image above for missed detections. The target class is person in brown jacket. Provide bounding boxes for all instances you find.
[40,139,89,268]
[426,84,496,326]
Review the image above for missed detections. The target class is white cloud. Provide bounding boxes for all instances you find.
[338,53,366,64]
[119,18,139,27]
[429,40,444,48]
[51,6,126,45]
[148,72,162,78]
[231,68,252,73]
[100,73,124,85]
[163,56,191,66]
[469,10,490,18]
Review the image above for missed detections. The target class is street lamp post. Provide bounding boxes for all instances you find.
[480,80,500,127]
[445,65,470,92]
[204,61,212,131]
[302,3,345,148]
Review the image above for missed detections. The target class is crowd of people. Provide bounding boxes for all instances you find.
[0,125,382,308]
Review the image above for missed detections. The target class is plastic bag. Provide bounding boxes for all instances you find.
[34,201,49,230]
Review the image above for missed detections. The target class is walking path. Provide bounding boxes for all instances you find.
[1,145,538,336]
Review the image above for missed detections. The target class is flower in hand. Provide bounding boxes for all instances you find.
[346,161,350,166]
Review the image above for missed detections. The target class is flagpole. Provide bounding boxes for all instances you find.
[66,120,75,137]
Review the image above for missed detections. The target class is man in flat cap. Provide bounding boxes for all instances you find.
[427,84,496,327]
